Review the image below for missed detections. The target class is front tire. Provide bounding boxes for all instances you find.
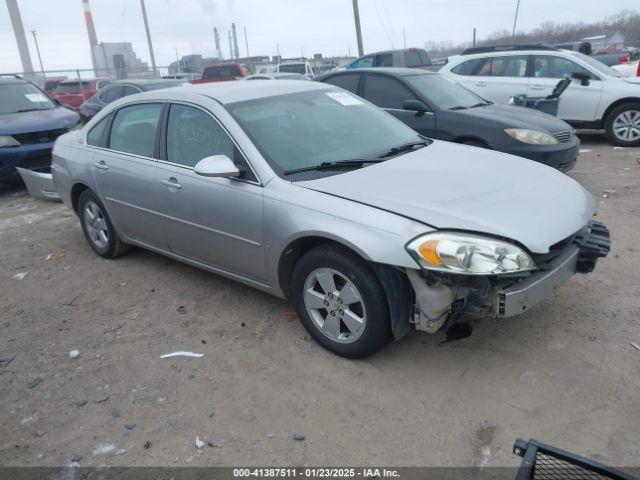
[78,189,131,258]
[605,102,640,146]
[290,244,392,358]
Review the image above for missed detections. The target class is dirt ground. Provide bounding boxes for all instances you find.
[1,133,639,469]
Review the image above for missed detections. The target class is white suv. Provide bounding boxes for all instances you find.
[440,46,640,146]
[277,61,315,80]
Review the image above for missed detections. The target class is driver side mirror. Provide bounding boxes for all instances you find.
[571,72,590,86]
[194,155,240,178]
[403,99,428,114]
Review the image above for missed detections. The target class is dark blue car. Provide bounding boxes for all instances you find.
[0,76,80,183]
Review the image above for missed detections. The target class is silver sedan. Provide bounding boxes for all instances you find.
[52,81,609,358]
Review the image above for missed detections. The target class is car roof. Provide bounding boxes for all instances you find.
[359,48,426,57]
[109,79,183,86]
[132,80,332,105]
[0,77,28,86]
[325,67,436,77]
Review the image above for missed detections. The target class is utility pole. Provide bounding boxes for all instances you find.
[243,26,249,57]
[403,28,406,49]
[174,48,181,75]
[139,0,157,77]
[31,30,45,77]
[473,28,476,47]
[351,0,364,57]
[6,0,34,75]
[512,0,521,39]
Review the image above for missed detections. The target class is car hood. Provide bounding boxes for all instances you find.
[295,141,597,253]
[622,76,640,84]
[451,104,571,132]
[0,107,80,135]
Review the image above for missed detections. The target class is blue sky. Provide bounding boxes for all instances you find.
[0,0,638,72]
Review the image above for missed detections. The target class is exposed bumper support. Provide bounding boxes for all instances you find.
[495,245,579,318]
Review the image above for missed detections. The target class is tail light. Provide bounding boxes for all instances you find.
[637,62,640,77]
[619,55,629,63]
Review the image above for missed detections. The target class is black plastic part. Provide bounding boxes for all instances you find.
[371,264,412,340]
[548,77,572,99]
[513,438,638,480]
[576,220,611,273]
[462,276,491,315]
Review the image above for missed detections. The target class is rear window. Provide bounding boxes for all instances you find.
[279,64,306,74]
[405,50,431,67]
[55,81,91,93]
[203,65,240,79]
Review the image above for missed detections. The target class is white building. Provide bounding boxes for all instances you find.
[92,42,151,78]
[581,31,626,52]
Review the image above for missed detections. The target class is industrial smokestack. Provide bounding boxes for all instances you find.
[214,27,222,59]
[81,0,99,72]
[231,23,240,59]
[228,30,233,59]
[5,0,34,74]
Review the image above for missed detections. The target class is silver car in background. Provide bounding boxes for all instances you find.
[52,81,610,358]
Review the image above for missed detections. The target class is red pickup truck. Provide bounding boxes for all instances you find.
[51,78,111,109]
[191,63,251,84]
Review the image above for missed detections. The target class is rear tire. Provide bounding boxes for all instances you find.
[78,189,131,258]
[605,102,640,147]
[290,244,392,358]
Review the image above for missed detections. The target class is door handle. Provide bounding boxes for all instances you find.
[160,178,182,189]
[530,85,545,90]
[474,82,487,87]
[93,160,108,171]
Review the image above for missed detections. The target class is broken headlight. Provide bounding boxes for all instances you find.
[406,232,536,275]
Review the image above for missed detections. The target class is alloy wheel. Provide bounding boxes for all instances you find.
[302,268,367,344]
[612,110,640,142]
[83,201,109,250]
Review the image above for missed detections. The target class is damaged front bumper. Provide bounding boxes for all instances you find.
[407,221,611,332]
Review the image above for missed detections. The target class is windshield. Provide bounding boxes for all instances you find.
[54,81,91,93]
[570,51,620,77]
[405,74,487,110]
[0,82,56,114]
[279,64,306,74]
[226,89,422,176]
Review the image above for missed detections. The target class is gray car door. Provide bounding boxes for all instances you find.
[90,103,166,248]
[154,103,266,282]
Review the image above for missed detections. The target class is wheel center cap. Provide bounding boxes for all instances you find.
[327,299,339,311]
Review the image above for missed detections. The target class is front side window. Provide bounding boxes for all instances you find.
[323,74,361,93]
[533,55,597,79]
[477,55,528,77]
[405,74,487,110]
[227,89,421,176]
[166,104,235,168]
[123,86,141,97]
[362,75,417,109]
[109,103,162,157]
[352,56,374,68]
[87,114,111,147]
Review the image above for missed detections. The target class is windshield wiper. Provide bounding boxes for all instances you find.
[377,140,430,159]
[283,159,382,176]
[449,105,468,110]
[469,102,490,108]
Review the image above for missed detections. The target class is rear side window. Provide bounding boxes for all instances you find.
[87,114,111,147]
[376,53,393,67]
[450,58,486,75]
[123,86,140,96]
[363,75,417,109]
[405,50,428,67]
[477,56,528,77]
[99,86,124,103]
[109,104,162,157]
[323,74,361,93]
